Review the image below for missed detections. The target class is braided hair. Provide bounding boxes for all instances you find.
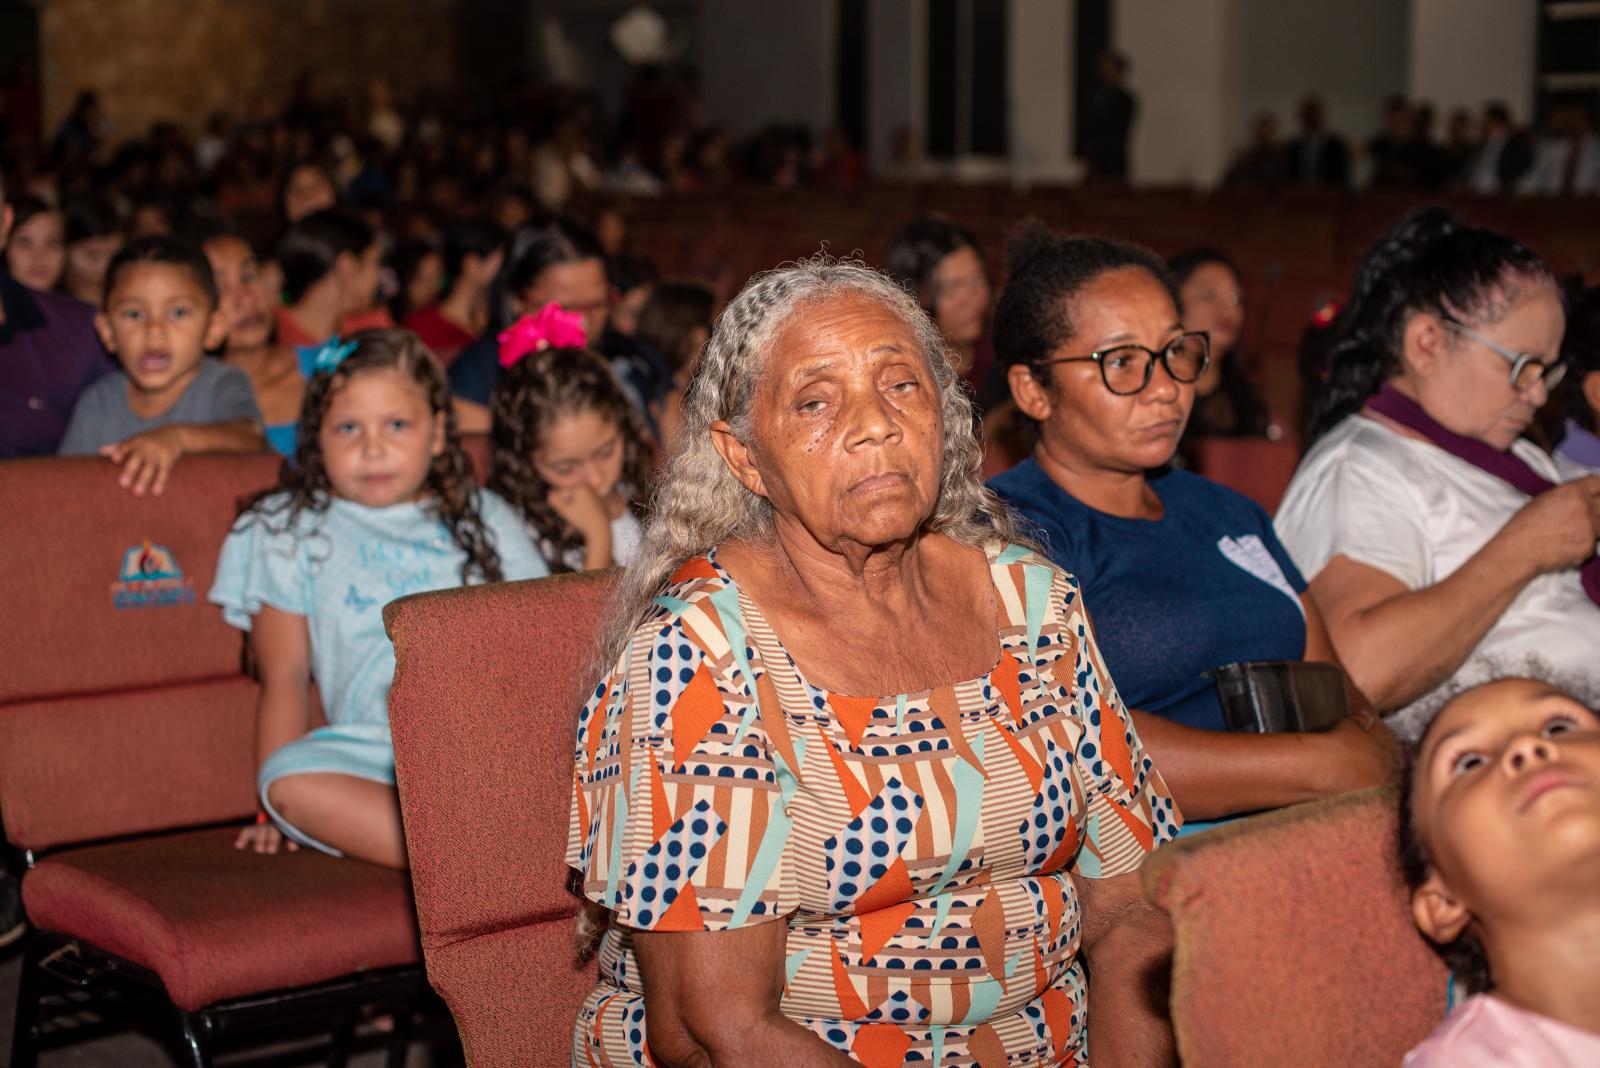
[486,347,653,572]
[237,328,504,583]
[1306,206,1552,445]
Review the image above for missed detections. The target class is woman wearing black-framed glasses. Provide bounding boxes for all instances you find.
[1281,207,1600,741]
[988,226,1392,830]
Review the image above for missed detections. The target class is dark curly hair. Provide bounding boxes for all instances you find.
[237,328,504,583]
[487,347,652,572]
[994,224,1178,383]
[1306,206,1552,445]
[884,215,984,314]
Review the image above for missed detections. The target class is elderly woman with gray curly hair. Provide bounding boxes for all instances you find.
[565,257,1182,1066]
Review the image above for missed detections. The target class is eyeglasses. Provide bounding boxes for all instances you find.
[1439,317,1567,393]
[1034,331,1211,396]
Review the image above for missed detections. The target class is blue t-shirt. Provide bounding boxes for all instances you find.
[989,459,1308,732]
[209,489,548,728]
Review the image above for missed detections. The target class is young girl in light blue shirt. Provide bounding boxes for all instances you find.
[211,329,548,866]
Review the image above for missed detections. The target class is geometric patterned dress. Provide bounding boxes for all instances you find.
[567,540,1181,1065]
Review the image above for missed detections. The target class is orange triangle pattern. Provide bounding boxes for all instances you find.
[1039,813,1080,876]
[855,855,914,915]
[818,726,873,818]
[930,686,985,775]
[830,940,869,1019]
[1041,988,1074,1059]
[648,755,673,841]
[991,652,1025,725]
[969,1023,1009,1068]
[828,692,878,751]
[669,557,718,583]
[655,879,705,932]
[851,1023,912,1068]
[971,887,1010,987]
[1110,795,1155,852]
[1031,936,1048,998]
[670,662,726,770]
[858,900,917,965]
[758,673,800,771]
[995,723,1043,794]
[1097,693,1136,789]
[583,679,611,771]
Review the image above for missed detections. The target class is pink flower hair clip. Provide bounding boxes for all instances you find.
[498,302,589,368]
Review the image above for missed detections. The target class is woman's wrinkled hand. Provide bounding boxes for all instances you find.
[1500,475,1600,574]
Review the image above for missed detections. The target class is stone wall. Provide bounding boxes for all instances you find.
[39,0,460,138]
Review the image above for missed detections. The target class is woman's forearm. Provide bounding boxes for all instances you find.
[650,1010,856,1068]
[1079,875,1175,1068]
[1131,711,1385,821]
[1311,538,1541,711]
[707,1016,858,1068]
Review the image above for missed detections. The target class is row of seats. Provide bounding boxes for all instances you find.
[3,428,1428,1058]
[617,184,1600,439]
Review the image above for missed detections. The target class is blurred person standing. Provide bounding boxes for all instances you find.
[1283,96,1350,188]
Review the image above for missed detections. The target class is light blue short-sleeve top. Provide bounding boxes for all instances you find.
[210,489,548,727]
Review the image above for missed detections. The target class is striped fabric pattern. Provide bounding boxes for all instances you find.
[567,540,1179,1065]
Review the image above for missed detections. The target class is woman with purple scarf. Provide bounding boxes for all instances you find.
[1277,207,1600,741]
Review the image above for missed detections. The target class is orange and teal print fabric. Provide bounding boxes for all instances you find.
[566,540,1180,1065]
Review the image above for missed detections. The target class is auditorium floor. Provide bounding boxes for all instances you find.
[0,950,458,1066]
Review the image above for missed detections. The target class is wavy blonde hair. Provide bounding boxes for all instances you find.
[593,254,1020,677]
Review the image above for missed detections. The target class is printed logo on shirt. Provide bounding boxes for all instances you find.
[1216,534,1304,615]
[344,584,376,612]
[111,539,197,610]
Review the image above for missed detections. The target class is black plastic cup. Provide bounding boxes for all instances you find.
[1206,660,1349,734]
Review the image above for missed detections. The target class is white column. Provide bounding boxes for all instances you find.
[1407,0,1537,123]
[867,0,919,172]
[1007,0,1076,185]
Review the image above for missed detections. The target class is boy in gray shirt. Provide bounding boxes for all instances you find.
[58,235,265,495]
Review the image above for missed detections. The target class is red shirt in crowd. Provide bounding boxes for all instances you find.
[402,305,476,367]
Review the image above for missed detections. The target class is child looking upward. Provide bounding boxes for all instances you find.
[1400,676,1600,1066]
[58,234,264,494]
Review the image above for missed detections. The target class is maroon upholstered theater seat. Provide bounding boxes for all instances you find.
[385,569,617,1066]
[21,827,421,1011]
[0,455,424,1065]
[1188,437,1302,515]
[1141,788,1446,1068]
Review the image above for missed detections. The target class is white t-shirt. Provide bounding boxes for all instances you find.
[1275,415,1600,740]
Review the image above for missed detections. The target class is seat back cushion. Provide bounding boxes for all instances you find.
[0,455,281,846]
[1141,788,1446,1068]
[0,679,258,850]
[0,455,281,703]
[1187,437,1301,515]
[385,570,615,1050]
[426,920,596,1067]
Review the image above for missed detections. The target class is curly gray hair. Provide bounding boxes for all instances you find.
[593,254,1022,675]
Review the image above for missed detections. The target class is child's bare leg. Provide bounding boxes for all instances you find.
[267,773,407,869]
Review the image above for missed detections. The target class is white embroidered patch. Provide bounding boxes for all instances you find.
[1216,534,1305,615]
